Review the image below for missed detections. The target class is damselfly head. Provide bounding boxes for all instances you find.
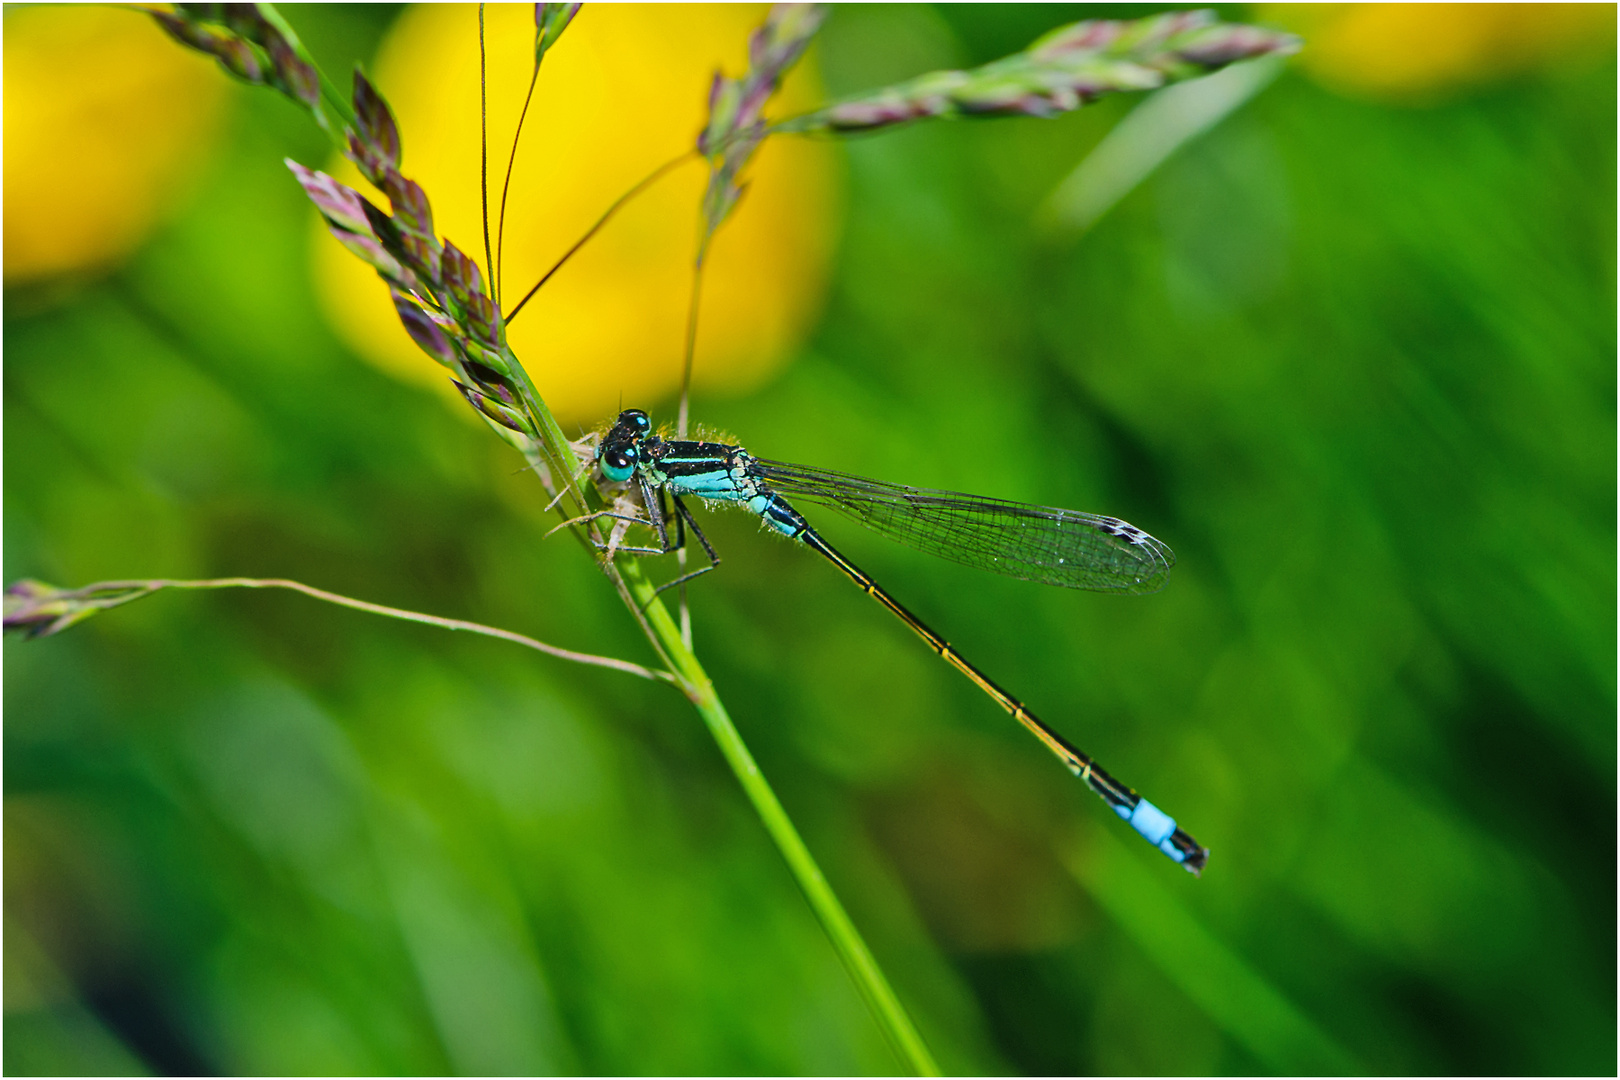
[602,408,651,445]
[598,409,653,482]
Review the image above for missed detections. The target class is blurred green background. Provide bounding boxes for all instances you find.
[5,4,1614,1075]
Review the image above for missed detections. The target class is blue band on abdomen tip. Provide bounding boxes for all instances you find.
[1127,799,1176,846]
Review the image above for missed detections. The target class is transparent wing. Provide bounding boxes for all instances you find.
[752,459,1173,594]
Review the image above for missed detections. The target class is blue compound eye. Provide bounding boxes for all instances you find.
[601,447,637,483]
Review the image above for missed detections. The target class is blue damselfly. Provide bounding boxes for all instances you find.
[594,409,1207,874]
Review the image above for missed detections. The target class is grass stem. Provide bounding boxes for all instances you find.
[505,151,695,325]
[5,576,671,683]
[496,55,543,307]
[614,556,942,1076]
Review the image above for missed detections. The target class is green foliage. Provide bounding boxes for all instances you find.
[4,3,1614,1077]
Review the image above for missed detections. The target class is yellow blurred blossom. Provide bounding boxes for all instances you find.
[3,5,226,284]
[1261,4,1616,103]
[314,4,840,426]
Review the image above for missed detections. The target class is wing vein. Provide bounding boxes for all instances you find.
[752,459,1173,594]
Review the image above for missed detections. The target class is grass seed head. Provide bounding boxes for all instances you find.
[778,8,1301,133]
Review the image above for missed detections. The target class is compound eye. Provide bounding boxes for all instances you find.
[632,412,651,432]
[601,447,637,483]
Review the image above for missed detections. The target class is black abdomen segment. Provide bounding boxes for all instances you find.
[794,521,1207,874]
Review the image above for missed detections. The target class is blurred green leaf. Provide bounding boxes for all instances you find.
[4,4,1613,1076]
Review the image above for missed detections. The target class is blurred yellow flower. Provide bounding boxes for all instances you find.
[1262,3,1617,103]
[3,5,226,284]
[314,4,840,426]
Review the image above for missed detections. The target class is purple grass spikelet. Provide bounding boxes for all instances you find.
[381,174,434,241]
[439,242,484,308]
[2,580,146,639]
[352,70,402,169]
[392,290,459,369]
[284,159,372,234]
[452,380,530,434]
[535,3,582,61]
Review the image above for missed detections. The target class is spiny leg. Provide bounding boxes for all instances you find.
[639,475,677,553]
[545,508,669,557]
[652,495,721,596]
[546,507,645,537]
[670,484,693,648]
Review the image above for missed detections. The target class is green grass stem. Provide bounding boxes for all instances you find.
[615,554,942,1077]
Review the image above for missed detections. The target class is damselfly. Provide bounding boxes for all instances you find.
[596,409,1205,874]
[594,409,1208,874]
